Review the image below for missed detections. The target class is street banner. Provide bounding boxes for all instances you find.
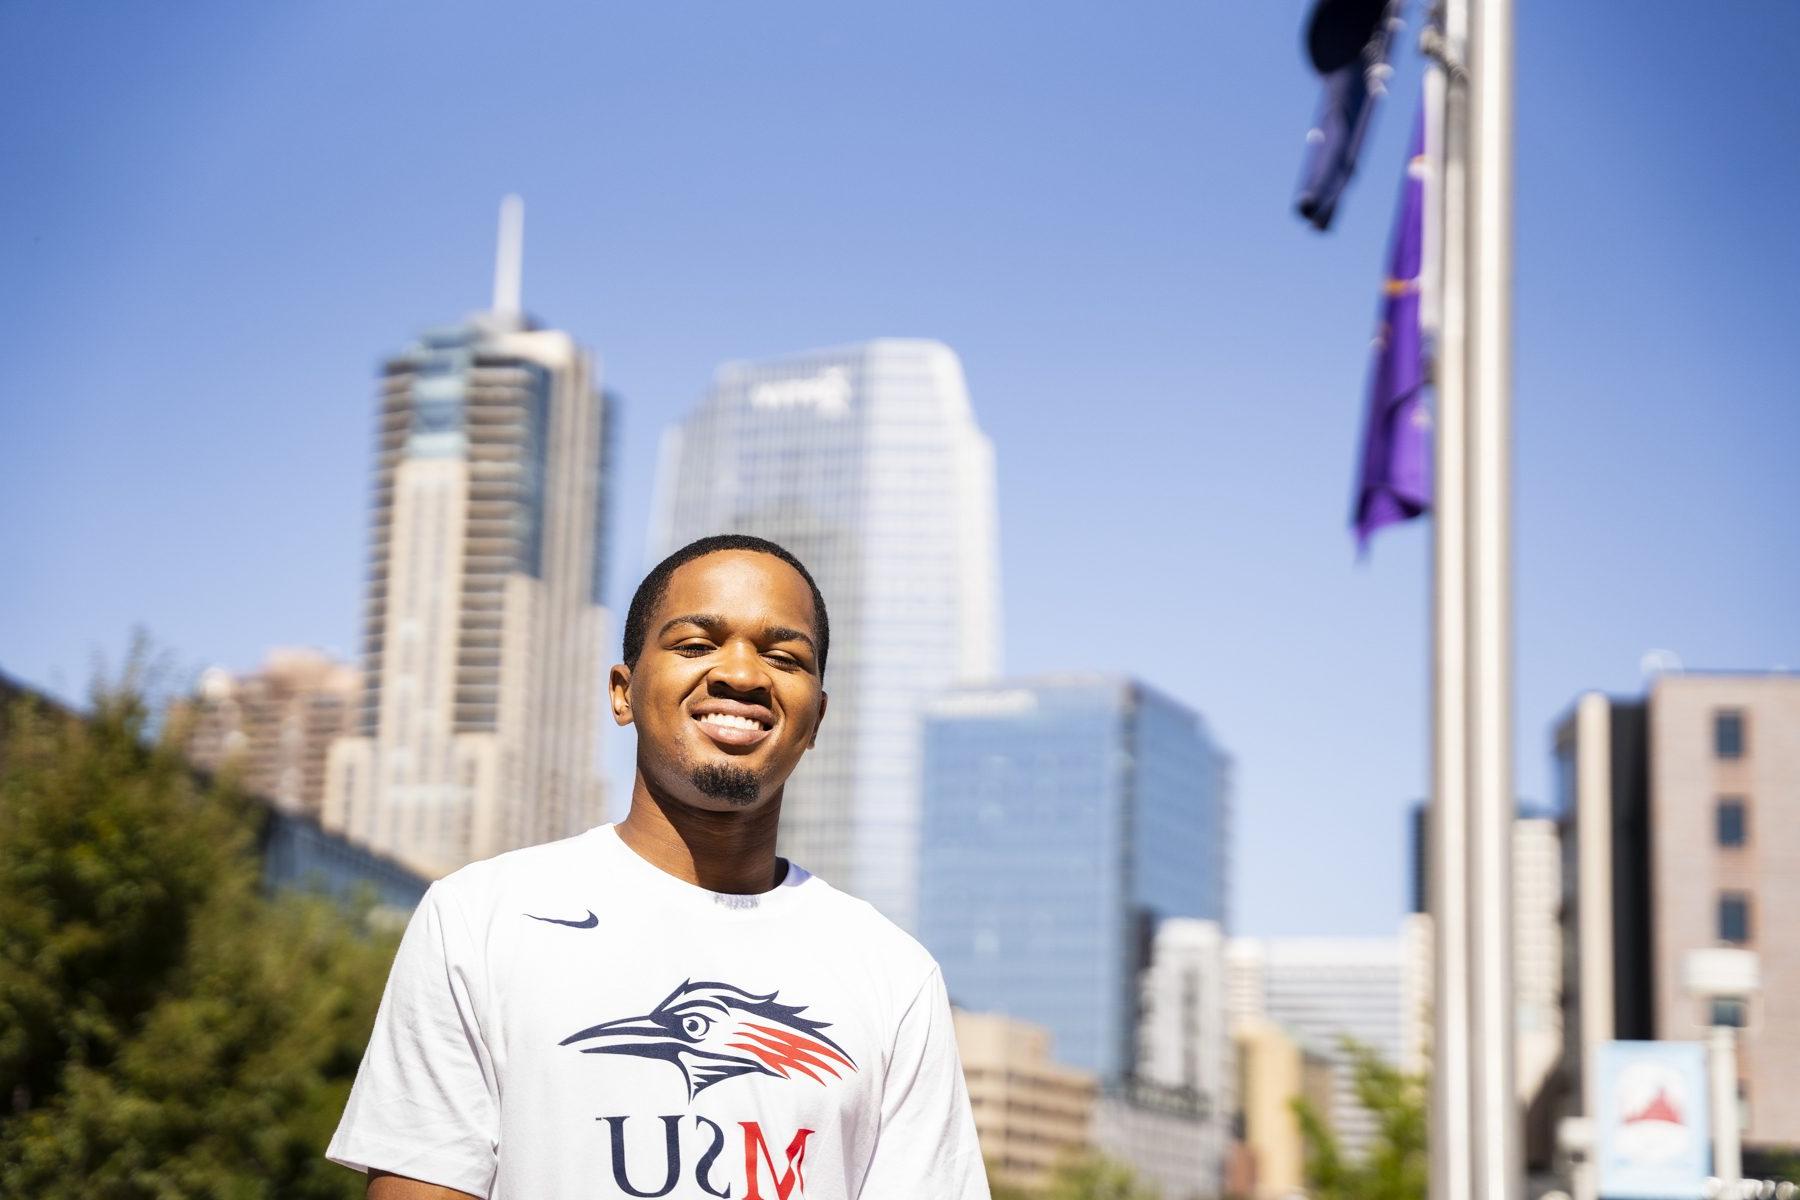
[1596,1041,1711,1200]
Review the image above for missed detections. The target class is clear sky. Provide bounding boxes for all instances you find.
[3,0,1795,936]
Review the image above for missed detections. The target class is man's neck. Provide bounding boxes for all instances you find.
[616,776,786,895]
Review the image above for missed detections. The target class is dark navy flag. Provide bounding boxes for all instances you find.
[1352,102,1431,550]
[1295,0,1400,231]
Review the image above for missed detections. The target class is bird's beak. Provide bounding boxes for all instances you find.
[560,1014,665,1052]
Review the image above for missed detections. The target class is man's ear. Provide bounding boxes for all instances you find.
[608,664,633,727]
[807,690,829,749]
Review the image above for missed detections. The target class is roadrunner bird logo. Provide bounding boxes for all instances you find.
[561,980,858,1101]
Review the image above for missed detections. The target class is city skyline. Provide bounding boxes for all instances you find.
[3,1,1796,936]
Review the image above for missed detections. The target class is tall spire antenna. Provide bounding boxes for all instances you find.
[492,194,524,316]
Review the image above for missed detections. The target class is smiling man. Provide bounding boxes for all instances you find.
[327,534,990,1199]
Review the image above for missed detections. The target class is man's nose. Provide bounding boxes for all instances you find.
[708,638,770,693]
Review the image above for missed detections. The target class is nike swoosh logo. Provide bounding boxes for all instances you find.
[525,910,598,929]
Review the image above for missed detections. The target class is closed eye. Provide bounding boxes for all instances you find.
[671,642,714,657]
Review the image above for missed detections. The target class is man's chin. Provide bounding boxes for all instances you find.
[690,762,762,808]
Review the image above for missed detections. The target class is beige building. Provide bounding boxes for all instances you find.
[181,648,359,818]
[953,1009,1097,1193]
[1231,1017,1336,1200]
[1649,674,1800,1143]
[324,201,611,879]
[1549,672,1800,1156]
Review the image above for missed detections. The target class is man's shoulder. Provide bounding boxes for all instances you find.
[794,880,941,992]
[430,826,604,912]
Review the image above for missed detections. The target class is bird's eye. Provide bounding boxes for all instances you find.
[681,1014,711,1039]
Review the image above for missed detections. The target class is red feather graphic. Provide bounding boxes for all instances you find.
[728,1022,858,1084]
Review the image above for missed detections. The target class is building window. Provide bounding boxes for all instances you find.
[1714,710,1745,760]
[1716,797,1748,847]
[1719,892,1752,944]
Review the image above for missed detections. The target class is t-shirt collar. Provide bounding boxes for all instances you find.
[592,823,815,918]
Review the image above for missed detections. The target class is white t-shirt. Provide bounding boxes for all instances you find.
[327,824,989,1199]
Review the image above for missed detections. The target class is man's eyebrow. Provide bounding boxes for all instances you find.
[760,625,817,653]
[658,614,816,653]
[659,613,727,639]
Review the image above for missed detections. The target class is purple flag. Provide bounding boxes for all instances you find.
[1352,102,1431,550]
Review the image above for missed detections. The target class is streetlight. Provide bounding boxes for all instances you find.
[1683,948,1760,1198]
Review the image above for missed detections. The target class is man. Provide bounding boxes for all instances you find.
[327,534,990,1199]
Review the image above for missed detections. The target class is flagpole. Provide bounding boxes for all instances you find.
[1465,0,1520,1193]
[1424,0,1474,1194]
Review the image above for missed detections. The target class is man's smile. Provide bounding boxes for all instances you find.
[690,698,776,749]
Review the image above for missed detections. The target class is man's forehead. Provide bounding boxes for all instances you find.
[660,551,816,625]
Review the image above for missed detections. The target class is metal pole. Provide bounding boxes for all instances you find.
[1426,0,1474,1189]
[1711,1024,1742,1193]
[1466,0,1519,1193]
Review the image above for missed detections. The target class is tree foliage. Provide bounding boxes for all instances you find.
[1293,1040,1428,1200]
[1046,1154,1163,1200]
[987,1151,1163,1200]
[0,664,398,1198]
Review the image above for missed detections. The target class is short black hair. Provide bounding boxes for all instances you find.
[622,534,830,673]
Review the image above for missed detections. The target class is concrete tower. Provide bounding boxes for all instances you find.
[324,199,612,878]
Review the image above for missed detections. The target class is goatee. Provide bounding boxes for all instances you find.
[691,763,760,806]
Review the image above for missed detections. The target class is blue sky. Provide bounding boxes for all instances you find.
[3,0,1795,935]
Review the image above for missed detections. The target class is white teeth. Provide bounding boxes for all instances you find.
[699,713,764,731]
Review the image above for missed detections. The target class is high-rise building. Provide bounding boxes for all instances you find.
[1098,918,1230,1200]
[1091,1088,1218,1200]
[181,647,359,818]
[952,1010,1097,1194]
[1512,815,1564,1101]
[324,200,612,880]
[649,339,999,927]
[1226,936,1404,1159]
[1135,919,1230,1117]
[1547,672,1800,1159]
[917,676,1231,1080]
[1399,911,1434,1078]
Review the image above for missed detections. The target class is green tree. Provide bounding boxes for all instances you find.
[986,1151,1162,1200]
[1045,1153,1163,1200]
[987,1164,1037,1200]
[1293,1041,1428,1200]
[0,663,398,1199]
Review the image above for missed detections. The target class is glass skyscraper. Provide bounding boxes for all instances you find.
[324,201,613,879]
[917,677,1232,1079]
[649,339,1000,929]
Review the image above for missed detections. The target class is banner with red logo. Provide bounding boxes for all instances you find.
[1597,1041,1711,1200]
